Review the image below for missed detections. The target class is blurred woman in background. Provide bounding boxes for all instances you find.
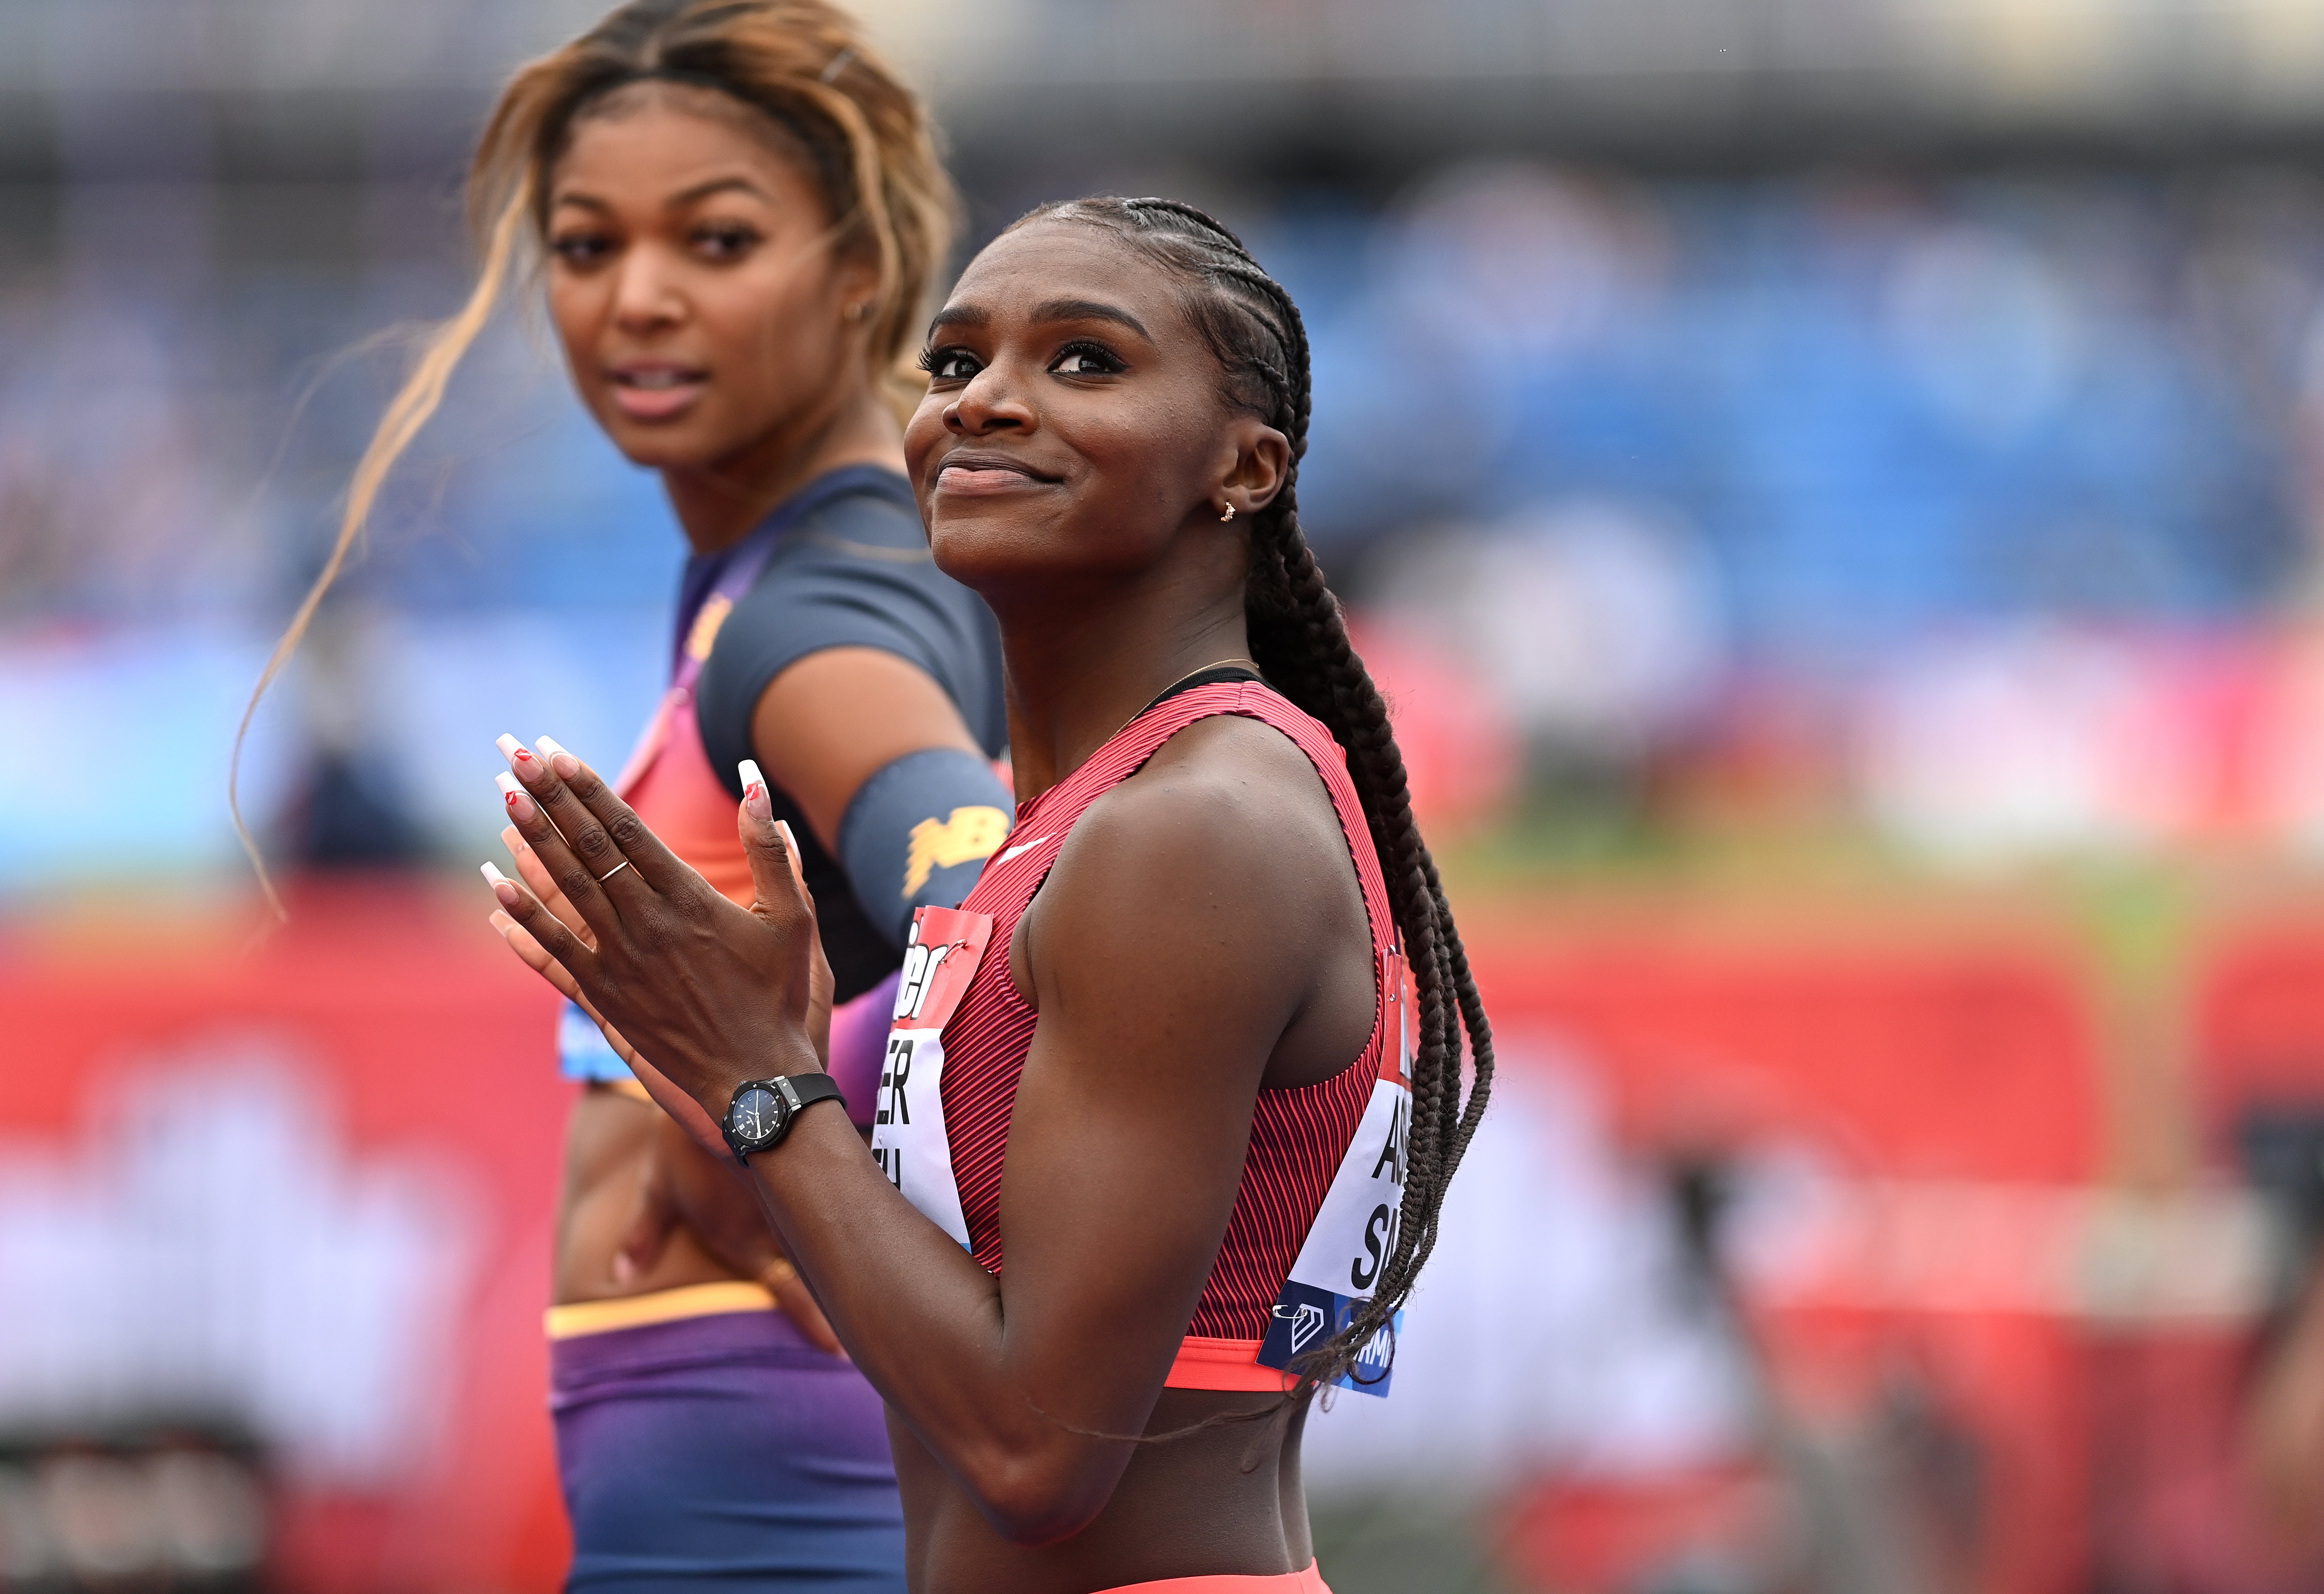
[238,2,1010,1587]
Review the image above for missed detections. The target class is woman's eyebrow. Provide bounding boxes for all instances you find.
[926,298,1152,341]
[666,175,768,208]
[553,177,768,215]
[1030,298,1149,339]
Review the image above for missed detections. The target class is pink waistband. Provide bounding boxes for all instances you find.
[1164,1336,1298,1394]
[1099,1562,1329,1593]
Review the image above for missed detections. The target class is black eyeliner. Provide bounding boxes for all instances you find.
[1049,337,1126,374]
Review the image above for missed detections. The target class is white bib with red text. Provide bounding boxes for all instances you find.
[869,905,989,1250]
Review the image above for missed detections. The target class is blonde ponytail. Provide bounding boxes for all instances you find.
[230,186,531,916]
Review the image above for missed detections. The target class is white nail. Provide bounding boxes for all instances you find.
[481,862,509,885]
[495,733,523,760]
[537,735,569,759]
[495,772,523,797]
[739,759,764,791]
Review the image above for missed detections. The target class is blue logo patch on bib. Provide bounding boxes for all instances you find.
[1257,1279,1401,1398]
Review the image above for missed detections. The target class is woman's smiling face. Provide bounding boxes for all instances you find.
[903,217,1285,603]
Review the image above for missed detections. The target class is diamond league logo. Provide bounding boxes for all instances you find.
[1280,1300,1327,1354]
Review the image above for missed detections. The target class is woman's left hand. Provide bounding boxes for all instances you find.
[482,736,829,1138]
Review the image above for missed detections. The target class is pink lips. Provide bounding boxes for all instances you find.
[608,364,707,421]
[937,464,1048,495]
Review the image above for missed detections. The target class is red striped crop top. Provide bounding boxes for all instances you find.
[871,677,1406,1393]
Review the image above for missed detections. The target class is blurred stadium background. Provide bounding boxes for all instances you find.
[20,0,2324,1589]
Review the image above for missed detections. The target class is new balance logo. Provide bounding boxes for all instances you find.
[903,807,1010,896]
[684,593,734,662]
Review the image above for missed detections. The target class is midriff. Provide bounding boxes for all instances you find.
[554,1085,753,1307]
[889,1387,1315,1594]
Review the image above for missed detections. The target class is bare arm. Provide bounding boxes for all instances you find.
[485,724,1357,1542]
[751,645,983,852]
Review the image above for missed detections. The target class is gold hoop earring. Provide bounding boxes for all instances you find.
[1219,502,1235,523]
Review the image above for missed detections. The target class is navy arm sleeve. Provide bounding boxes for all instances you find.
[695,473,1009,993]
[837,747,1014,944]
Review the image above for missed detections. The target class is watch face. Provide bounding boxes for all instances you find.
[731,1085,784,1148]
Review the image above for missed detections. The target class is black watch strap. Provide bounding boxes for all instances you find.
[777,1071,846,1124]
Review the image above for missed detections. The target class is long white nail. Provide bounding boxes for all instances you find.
[494,772,523,798]
[536,734,580,780]
[481,861,509,885]
[739,760,772,822]
[496,732,545,778]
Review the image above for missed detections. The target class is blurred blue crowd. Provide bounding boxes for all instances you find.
[1284,165,2310,659]
[5,162,2321,889]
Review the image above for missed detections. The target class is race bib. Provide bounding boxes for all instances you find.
[870,906,991,1249]
[1257,947,1413,1397]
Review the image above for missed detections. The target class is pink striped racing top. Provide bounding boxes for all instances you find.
[870,675,1413,1394]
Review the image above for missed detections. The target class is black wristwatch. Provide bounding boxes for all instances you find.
[722,1073,847,1165]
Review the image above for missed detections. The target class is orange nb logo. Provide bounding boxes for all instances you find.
[684,594,734,662]
[903,807,1009,897]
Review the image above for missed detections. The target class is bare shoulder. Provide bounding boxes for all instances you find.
[1043,711,1354,929]
[1021,711,1376,1083]
[1130,710,1346,837]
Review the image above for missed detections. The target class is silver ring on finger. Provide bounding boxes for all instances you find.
[598,860,633,884]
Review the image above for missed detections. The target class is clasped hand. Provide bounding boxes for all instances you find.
[481,734,832,1155]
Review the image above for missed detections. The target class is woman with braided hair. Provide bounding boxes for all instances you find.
[479,194,1493,1593]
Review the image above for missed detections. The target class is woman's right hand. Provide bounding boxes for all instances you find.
[481,735,829,1148]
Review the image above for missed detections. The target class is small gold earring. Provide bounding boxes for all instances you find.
[1219,502,1235,523]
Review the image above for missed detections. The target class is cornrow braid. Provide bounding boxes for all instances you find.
[1014,196,1495,1403]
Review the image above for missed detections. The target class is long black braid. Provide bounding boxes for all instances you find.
[1014,196,1496,1402]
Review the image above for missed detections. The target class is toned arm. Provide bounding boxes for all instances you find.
[743,716,1372,1539]
[589,645,983,1297]
[750,646,983,853]
[487,715,1372,1544]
